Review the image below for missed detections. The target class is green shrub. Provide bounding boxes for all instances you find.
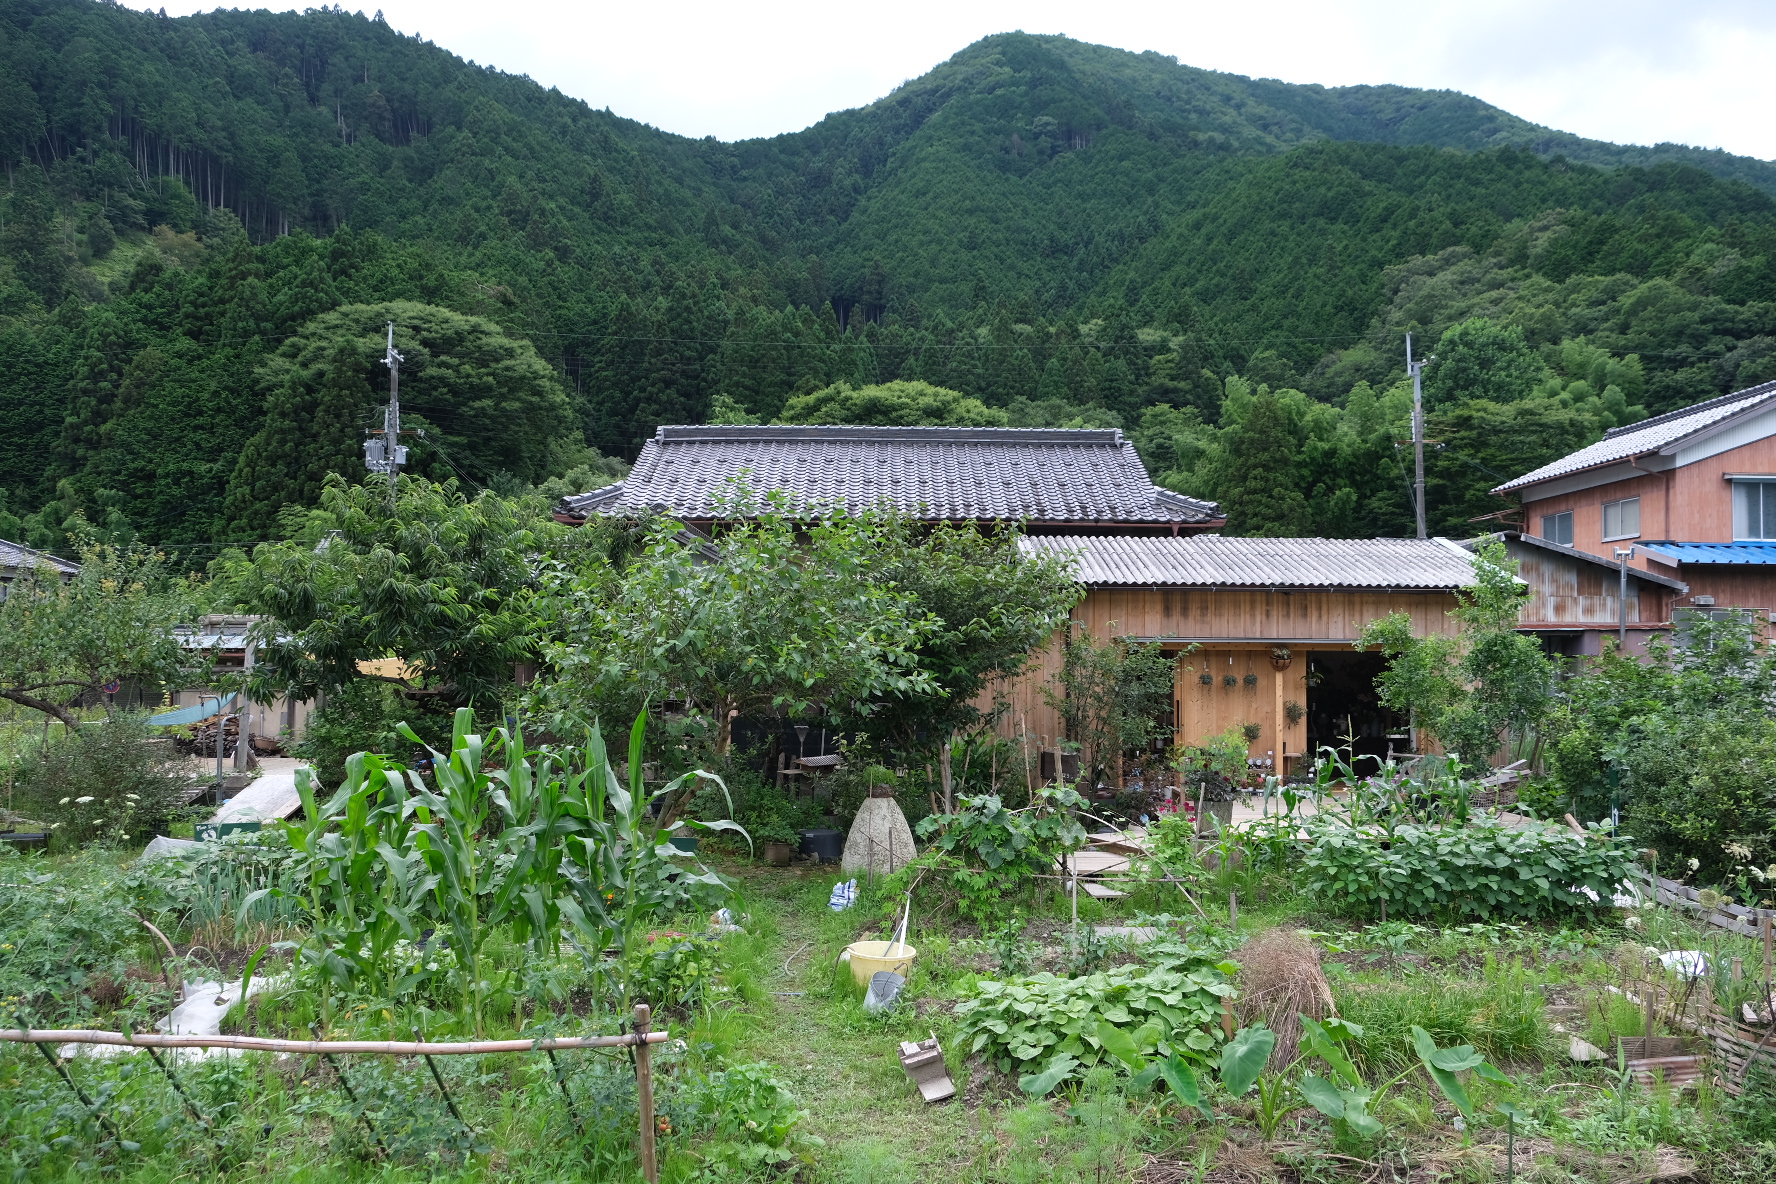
[15,713,188,849]
[686,1062,822,1170]
[1618,714,1776,886]
[954,955,1235,1086]
[684,752,819,851]
[0,848,150,1021]
[1300,815,1635,920]
[290,680,457,785]
[914,784,1086,922]
[626,930,729,1015]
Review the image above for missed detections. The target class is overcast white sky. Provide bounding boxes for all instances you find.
[141,1,1776,160]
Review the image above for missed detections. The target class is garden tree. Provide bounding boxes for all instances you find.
[855,518,1082,772]
[1539,612,1776,882]
[224,302,577,538]
[1044,628,1178,788]
[1422,318,1548,406]
[227,475,559,712]
[536,498,937,756]
[1359,539,1556,769]
[0,531,206,730]
[777,381,1009,427]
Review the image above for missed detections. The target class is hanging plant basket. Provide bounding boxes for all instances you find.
[1222,674,1238,688]
[1243,673,1259,687]
[1198,672,1213,686]
[1270,646,1293,670]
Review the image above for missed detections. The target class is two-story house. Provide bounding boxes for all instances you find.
[1492,381,1776,647]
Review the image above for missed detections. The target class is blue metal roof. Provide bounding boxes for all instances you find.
[1641,541,1776,565]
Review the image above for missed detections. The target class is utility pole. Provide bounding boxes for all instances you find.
[1407,332,1428,539]
[1617,546,1635,647]
[364,322,406,505]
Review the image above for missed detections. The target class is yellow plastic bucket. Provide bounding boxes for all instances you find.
[843,940,916,986]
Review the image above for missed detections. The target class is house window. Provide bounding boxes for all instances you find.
[1602,497,1640,541]
[1540,510,1573,546]
[1733,480,1776,540]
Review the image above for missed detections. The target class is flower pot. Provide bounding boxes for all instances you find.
[764,840,795,866]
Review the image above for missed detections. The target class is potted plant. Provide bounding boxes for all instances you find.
[756,815,799,866]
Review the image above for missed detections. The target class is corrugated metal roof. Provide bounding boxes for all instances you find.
[1639,541,1776,566]
[1020,535,1479,588]
[558,426,1223,527]
[1494,382,1776,493]
[1488,531,1689,590]
[0,538,80,577]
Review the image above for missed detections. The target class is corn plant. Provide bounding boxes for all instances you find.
[275,708,744,1032]
[547,711,744,1009]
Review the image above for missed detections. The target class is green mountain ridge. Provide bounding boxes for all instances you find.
[3,0,1776,549]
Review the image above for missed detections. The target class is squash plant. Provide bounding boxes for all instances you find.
[955,955,1235,1090]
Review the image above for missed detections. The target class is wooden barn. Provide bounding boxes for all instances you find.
[1003,535,1479,775]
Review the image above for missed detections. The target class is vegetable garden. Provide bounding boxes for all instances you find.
[3,497,1775,1182]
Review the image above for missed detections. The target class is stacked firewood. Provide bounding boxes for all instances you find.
[174,716,240,758]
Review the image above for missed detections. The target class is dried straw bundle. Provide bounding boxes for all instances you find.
[1235,928,1336,1069]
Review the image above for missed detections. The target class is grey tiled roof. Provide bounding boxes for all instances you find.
[1493,382,1776,493]
[558,426,1223,527]
[1021,534,1478,589]
[0,538,80,578]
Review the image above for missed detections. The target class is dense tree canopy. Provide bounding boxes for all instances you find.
[777,381,1008,427]
[226,475,560,710]
[6,2,1776,548]
[224,301,576,537]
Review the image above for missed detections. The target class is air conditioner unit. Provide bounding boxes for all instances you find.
[1692,595,1716,607]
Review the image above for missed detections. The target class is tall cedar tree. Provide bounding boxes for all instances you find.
[1219,389,1308,536]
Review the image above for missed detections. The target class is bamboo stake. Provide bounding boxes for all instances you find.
[1764,915,1773,1012]
[634,1003,658,1183]
[1,1031,667,1054]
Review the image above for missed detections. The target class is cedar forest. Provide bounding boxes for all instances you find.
[4,1,1776,556]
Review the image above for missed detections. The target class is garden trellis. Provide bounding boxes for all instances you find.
[1,1003,670,1182]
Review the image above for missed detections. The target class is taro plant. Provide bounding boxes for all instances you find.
[1294,1014,1515,1142]
[1089,1018,1277,1116]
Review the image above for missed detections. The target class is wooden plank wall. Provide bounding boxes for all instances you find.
[988,586,1462,763]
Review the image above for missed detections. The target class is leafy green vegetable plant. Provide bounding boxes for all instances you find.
[916,784,1087,922]
[1299,814,1635,920]
[958,955,1235,1091]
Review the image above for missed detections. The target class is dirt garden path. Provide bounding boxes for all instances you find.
[726,866,986,1174]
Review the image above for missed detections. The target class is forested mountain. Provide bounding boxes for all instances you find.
[3,0,1776,554]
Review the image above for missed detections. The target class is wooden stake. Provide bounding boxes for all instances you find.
[1644,967,1657,1039]
[634,1003,658,1183]
[1221,996,1236,1041]
[1229,888,1238,932]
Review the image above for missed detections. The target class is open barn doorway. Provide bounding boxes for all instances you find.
[1304,651,1407,777]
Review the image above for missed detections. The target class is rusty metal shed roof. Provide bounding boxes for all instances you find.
[1020,534,1479,589]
